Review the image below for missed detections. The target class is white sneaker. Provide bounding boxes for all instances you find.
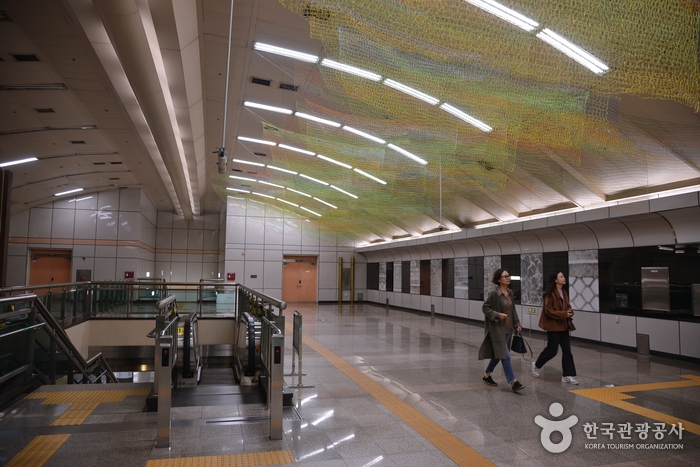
[561,376,579,385]
[532,362,540,378]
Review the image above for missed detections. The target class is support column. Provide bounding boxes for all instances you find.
[0,169,13,288]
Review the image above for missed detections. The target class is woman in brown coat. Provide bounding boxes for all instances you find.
[532,271,578,384]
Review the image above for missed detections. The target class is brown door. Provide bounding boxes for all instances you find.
[29,249,72,288]
[282,255,317,302]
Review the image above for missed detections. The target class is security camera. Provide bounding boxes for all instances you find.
[438,225,445,231]
[216,148,227,174]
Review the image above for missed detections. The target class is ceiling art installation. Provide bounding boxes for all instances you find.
[2,0,699,245]
[209,0,700,243]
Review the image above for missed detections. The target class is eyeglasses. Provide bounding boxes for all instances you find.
[501,275,510,279]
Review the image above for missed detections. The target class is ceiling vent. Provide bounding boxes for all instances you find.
[251,77,271,86]
[254,152,267,157]
[279,82,298,92]
[109,177,120,180]
[231,168,242,173]
[302,6,330,20]
[34,108,55,113]
[70,140,86,144]
[93,162,106,165]
[12,54,40,62]
[110,161,122,165]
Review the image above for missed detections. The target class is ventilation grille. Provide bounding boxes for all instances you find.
[251,77,271,86]
[12,54,39,62]
[302,7,330,20]
[279,82,298,92]
[70,140,86,144]
[254,152,267,157]
[34,108,55,113]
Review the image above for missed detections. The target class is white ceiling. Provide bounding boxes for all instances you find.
[1,0,699,243]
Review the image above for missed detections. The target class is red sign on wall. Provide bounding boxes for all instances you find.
[124,271,134,279]
[227,272,236,281]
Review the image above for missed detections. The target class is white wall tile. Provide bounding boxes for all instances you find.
[226,217,246,244]
[172,214,187,229]
[188,216,204,229]
[264,249,283,261]
[264,217,284,245]
[227,196,247,216]
[157,211,174,229]
[29,208,52,238]
[93,257,116,280]
[96,211,118,240]
[203,230,218,250]
[637,317,679,354]
[186,262,203,281]
[95,245,117,258]
[116,245,140,259]
[53,198,75,210]
[51,209,75,239]
[283,219,301,246]
[119,188,141,211]
[9,209,30,237]
[188,229,204,250]
[118,212,141,241]
[74,195,97,210]
[600,314,636,347]
[74,210,97,239]
[6,255,27,286]
[245,217,265,245]
[172,229,188,249]
[244,261,264,289]
[156,229,172,249]
[264,262,282,289]
[98,190,120,211]
[246,199,266,217]
[680,321,700,358]
[170,262,187,281]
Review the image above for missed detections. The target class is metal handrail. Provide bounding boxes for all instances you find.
[33,299,118,383]
[155,294,177,311]
[147,316,179,338]
[0,323,45,339]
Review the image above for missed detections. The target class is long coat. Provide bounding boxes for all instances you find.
[538,289,572,332]
[478,288,520,360]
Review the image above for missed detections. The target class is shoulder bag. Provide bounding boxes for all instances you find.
[510,331,533,361]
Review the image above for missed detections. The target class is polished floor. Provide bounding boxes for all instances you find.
[0,303,698,467]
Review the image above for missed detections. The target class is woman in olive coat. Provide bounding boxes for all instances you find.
[479,268,525,392]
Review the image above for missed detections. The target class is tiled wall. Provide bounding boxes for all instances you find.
[430,259,441,296]
[224,196,360,301]
[484,255,501,295]
[569,250,599,312]
[393,261,402,293]
[521,253,543,306]
[154,211,221,282]
[454,258,469,299]
[379,262,386,291]
[8,189,156,285]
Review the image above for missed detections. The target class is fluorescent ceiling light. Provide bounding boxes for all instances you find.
[383,79,439,105]
[387,144,428,165]
[231,158,265,167]
[252,192,274,199]
[279,144,315,156]
[464,0,539,32]
[295,112,341,128]
[299,173,329,185]
[439,103,492,132]
[354,168,387,185]
[229,175,257,182]
[253,42,318,63]
[259,180,285,188]
[267,165,297,175]
[68,196,93,203]
[317,154,352,169]
[0,156,38,167]
[277,198,299,207]
[226,187,250,193]
[320,59,382,81]
[300,206,322,217]
[313,197,337,209]
[55,188,83,196]
[330,185,358,199]
[342,126,386,144]
[237,136,276,146]
[287,188,312,197]
[244,101,293,114]
[536,29,609,74]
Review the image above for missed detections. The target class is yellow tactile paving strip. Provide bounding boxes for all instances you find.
[145,450,295,467]
[287,322,496,467]
[571,374,700,435]
[4,434,70,467]
[25,388,151,425]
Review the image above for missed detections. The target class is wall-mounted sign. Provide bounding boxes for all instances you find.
[227,272,235,281]
[124,271,134,279]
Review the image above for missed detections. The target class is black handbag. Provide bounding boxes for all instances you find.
[510,332,533,360]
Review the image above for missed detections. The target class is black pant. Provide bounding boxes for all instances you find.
[535,331,576,377]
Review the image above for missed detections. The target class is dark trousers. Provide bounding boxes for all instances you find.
[535,331,576,377]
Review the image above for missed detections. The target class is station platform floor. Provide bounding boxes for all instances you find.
[0,303,698,467]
